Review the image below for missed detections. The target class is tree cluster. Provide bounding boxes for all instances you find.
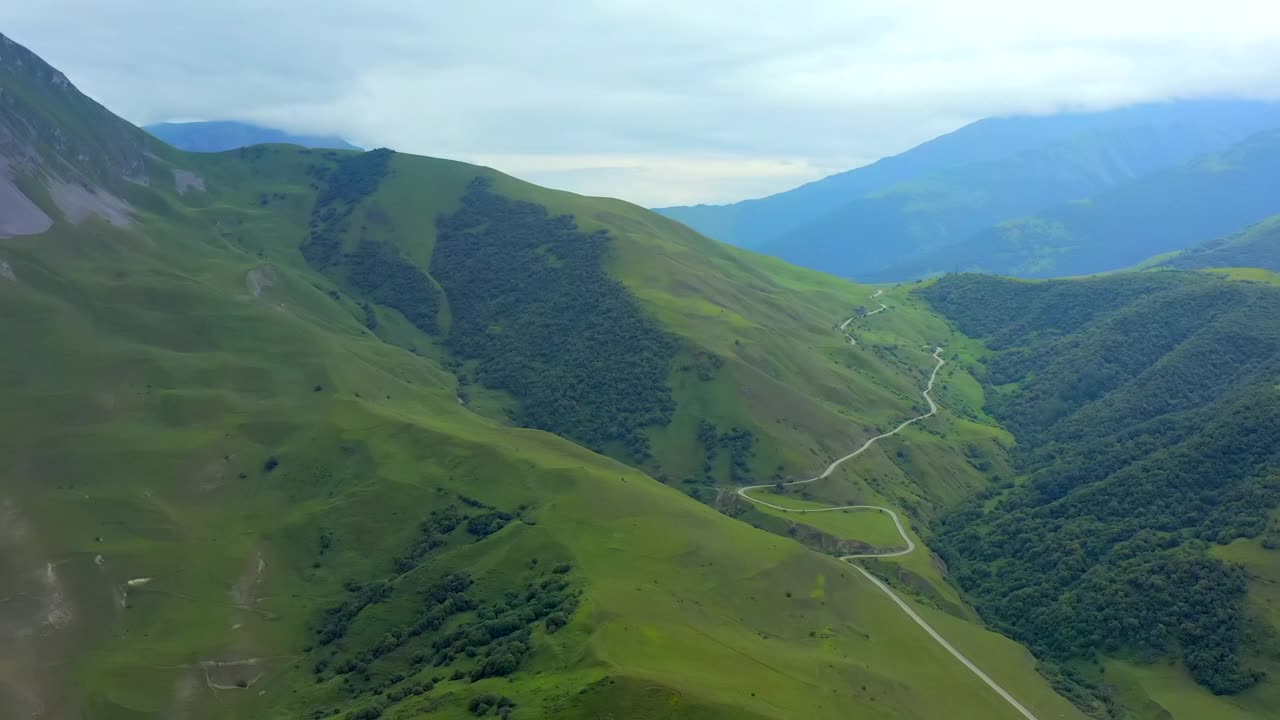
[306,500,578,718]
[346,238,440,335]
[695,419,757,485]
[301,149,395,269]
[432,177,679,458]
[298,149,443,336]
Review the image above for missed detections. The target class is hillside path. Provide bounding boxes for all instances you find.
[839,288,887,330]
[737,292,1040,720]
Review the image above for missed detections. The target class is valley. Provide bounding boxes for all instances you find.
[2,24,1279,720]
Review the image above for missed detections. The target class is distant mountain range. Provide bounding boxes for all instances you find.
[878,128,1280,279]
[657,101,1280,281]
[144,120,362,152]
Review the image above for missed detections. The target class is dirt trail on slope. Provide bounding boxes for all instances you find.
[738,291,1041,720]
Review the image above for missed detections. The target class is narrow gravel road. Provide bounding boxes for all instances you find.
[839,288,887,330]
[738,292,1042,720]
[853,566,1040,720]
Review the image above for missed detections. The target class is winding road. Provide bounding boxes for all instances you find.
[738,292,1041,720]
[839,288,888,331]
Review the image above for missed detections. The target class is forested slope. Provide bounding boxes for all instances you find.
[923,273,1280,707]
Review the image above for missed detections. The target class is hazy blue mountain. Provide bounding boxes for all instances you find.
[880,129,1280,279]
[144,120,362,152]
[762,120,1278,277]
[1164,214,1280,272]
[655,101,1280,269]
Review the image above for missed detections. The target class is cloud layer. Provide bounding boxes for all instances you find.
[4,1,1280,205]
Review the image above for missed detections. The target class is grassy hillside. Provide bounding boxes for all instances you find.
[0,33,1090,720]
[887,131,1280,279]
[922,272,1280,719]
[336,157,1017,531]
[655,101,1280,254]
[0,143,1102,720]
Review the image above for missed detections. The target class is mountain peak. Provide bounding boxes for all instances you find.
[0,32,163,237]
[1,31,71,90]
[1,31,155,181]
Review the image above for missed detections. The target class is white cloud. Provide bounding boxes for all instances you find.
[3,0,1280,205]
[461,152,845,206]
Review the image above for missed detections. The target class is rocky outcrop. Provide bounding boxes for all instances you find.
[1,32,153,191]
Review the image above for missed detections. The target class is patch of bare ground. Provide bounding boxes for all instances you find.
[0,166,52,237]
[49,179,133,228]
[230,550,266,610]
[174,169,205,195]
[245,265,276,298]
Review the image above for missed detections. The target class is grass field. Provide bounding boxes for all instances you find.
[1204,266,1280,286]
[1099,659,1280,720]
[750,496,911,550]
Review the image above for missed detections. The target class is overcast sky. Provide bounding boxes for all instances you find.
[4,1,1280,206]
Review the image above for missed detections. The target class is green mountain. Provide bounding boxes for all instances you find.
[10,28,1278,720]
[923,272,1280,717]
[884,130,1280,279]
[1163,213,1280,273]
[0,32,1090,720]
[655,102,1280,265]
[145,120,363,152]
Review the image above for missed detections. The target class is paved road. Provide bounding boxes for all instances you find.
[737,293,1042,720]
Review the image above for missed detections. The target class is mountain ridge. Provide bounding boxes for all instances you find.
[883,128,1280,279]
[656,100,1280,260]
[145,120,363,152]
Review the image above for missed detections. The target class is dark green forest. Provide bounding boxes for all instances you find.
[299,149,442,335]
[923,272,1280,695]
[432,178,679,457]
[301,149,395,270]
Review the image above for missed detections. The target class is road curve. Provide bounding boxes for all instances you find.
[737,343,943,560]
[839,288,887,330]
[737,292,1042,720]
